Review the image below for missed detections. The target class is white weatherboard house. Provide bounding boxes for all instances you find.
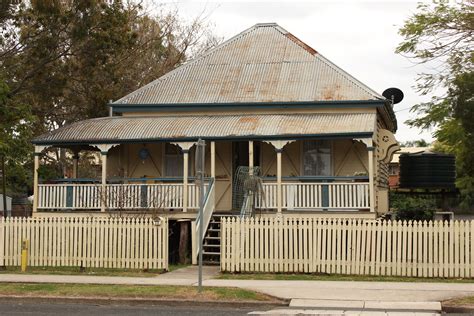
[31,23,399,258]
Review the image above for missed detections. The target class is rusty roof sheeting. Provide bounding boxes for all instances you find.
[113,23,382,105]
[33,113,376,145]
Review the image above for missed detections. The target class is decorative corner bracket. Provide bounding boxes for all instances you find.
[354,138,373,148]
[34,145,48,155]
[171,142,196,152]
[95,144,120,154]
[263,140,296,151]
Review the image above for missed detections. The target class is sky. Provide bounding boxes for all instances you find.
[153,0,440,143]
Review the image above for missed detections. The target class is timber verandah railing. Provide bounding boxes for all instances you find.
[37,179,210,210]
[256,182,370,210]
[38,179,369,211]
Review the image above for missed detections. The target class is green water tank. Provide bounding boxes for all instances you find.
[399,151,456,189]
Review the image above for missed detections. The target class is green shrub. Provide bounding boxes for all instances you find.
[390,193,437,221]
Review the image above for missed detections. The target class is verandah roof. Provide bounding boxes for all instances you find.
[32,113,376,146]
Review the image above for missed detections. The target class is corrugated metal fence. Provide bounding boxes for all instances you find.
[221,218,474,278]
[0,217,168,270]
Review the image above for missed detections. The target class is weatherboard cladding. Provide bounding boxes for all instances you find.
[33,113,376,145]
[114,23,383,105]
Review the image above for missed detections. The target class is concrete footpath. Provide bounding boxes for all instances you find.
[1,266,474,314]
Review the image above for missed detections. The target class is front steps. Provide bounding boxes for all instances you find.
[202,215,222,265]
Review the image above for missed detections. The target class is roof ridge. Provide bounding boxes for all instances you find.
[114,23,285,104]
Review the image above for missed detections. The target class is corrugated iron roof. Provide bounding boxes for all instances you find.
[113,23,383,105]
[391,147,431,164]
[33,113,376,145]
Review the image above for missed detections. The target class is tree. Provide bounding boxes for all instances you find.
[400,139,430,147]
[0,0,217,195]
[397,2,474,208]
[0,79,34,197]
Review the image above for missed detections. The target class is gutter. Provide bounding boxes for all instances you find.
[32,132,374,146]
[109,100,386,113]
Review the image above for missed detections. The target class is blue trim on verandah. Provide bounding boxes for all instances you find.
[50,176,368,184]
[261,176,369,182]
[109,100,386,113]
[32,132,374,146]
[49,177,211,184]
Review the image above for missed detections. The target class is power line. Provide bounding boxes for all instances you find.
[394,106,412,113]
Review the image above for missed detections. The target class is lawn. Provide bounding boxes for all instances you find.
[219,272,474,283]
[0,283,275,302]
[0,265,186,277]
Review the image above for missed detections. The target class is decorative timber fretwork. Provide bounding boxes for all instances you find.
[378,129,400,163]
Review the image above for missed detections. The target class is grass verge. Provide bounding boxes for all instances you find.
[0,283,274,302]
[219,272,474,283]
[444,296,474,306]
[0,265,187,277]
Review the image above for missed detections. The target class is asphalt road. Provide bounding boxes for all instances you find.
[0,300,259,316]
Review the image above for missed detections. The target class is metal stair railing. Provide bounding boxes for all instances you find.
[195,178,215,255]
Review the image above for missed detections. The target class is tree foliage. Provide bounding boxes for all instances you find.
[397,2,474,208]
[400,139,430,147]
[0,0,217,195]
[0,79,34,196]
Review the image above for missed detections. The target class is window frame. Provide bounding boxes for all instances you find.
[300,140,334,177]
[161,143,194,178]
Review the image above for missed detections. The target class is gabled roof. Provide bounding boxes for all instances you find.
[113,23,384,105]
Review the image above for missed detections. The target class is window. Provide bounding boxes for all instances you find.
[389,164,399,176]
[164,144,183,177]
[302,140,332,176]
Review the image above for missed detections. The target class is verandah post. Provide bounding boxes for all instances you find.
[32,145,45,215]
[264,140,295,216]
[97,144,117,213]
[100,151,108,212]
[276,148,283,216]
[249,140,254,175]
[210,141,215,178]
[172,142,195,213]
[183,149,189,213]
[368,147,375,213]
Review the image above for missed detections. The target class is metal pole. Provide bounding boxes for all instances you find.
[198,168,204,292]
[197,139,205,292]
[1,155,8,218]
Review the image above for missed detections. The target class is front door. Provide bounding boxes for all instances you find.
[231,141,260,210]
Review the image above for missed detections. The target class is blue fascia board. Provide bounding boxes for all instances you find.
[32,132,373,146]
[109,100,386,113]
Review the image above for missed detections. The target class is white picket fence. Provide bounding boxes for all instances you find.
[0,217,168,270]
[221,218,474,278]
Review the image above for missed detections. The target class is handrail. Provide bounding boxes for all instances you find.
[195,178,215,255]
